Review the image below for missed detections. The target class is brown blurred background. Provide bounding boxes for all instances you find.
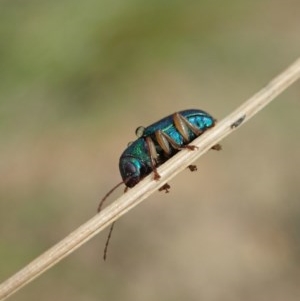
[0,1,300,300]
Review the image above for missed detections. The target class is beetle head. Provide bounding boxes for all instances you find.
[119,157,146,188]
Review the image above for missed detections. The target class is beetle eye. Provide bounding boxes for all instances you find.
[125,162,137,176]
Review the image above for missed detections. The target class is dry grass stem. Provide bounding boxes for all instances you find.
[0,57,300,300]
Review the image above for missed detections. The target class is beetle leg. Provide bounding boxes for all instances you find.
[173,112,204,142]
[145,136,161,180]
[155,130,172,155]
[156,130,197,153]
[174,112,222,152]
[159,183,171,193]
[211,144,222,151]
[188,164,197,172]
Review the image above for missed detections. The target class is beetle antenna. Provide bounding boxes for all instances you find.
[97,181,124,213]
[103,222,115,260]
[97,181,124,261]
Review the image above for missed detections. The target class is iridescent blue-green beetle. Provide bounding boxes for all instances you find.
[119,109,221,188]
[98,109,221,259]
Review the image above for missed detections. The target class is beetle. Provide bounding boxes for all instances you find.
[98,109,221,259]
[119,109,220,188]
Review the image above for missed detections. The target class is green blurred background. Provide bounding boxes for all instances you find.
[0,0,300,300]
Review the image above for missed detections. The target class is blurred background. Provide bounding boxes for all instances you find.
[0,0,300,300]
